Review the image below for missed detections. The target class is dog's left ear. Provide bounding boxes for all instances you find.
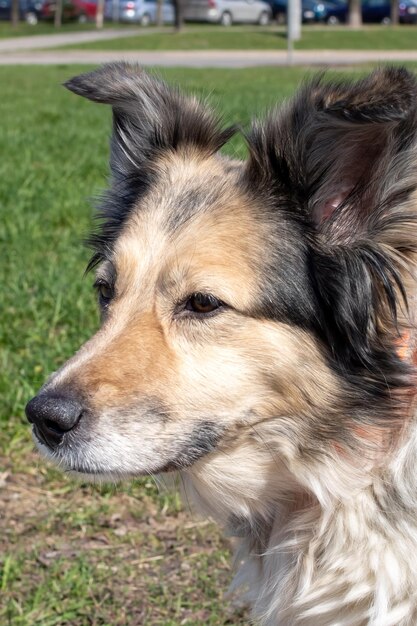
[246,67,417,366]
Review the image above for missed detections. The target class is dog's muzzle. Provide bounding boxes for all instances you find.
[25,393,83,449]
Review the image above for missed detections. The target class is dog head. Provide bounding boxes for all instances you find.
[26,64,417,504]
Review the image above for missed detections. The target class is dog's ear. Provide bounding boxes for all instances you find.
[65,63,235,182]
[66,63,236,270]
[246,67,417,367]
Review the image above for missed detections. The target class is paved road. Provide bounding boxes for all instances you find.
[2,48,417,67]
[0,28,153,52]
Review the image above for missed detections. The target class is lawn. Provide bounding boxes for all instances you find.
[0,21,137,38]
[0,63,411,625]
[51,24,417,51]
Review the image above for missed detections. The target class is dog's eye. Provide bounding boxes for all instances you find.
[185,293,223,315]
[94,280,114,306]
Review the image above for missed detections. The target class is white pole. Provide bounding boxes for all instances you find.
[287,0,302,64]
[112,0,119,21]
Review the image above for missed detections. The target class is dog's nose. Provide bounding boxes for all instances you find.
[25,394,83,448]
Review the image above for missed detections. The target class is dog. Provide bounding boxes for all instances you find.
[26,63,417,625]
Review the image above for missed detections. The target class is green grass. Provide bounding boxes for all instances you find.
[2,63,416,625]
[0,21,137,38]
[52,24,417,51]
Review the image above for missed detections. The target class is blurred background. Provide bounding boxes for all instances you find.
[1,3,417,626]
[2,0,417,31]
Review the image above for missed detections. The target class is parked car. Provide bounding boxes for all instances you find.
[104,0,174,24]
[302,0,338,22]
[184,0,272,26]
[0,0,44,23]
[323,0,413,24]
[272,0,417,24]
[362,0,390,23]
[399,0,417,22]
[41,0,97,22]
[320,0,347,23]
[267,0,346,24]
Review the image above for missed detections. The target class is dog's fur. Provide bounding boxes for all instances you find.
[28,64,417,625]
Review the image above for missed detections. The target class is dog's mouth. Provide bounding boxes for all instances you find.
[32,435,168,480]
[65,460,192,476]
[31,418,224,480]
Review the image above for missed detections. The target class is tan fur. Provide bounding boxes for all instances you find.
[58,152,334,422]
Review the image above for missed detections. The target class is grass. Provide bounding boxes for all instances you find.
[51,24,417,51]
[2,62,415,624]
[0,21,137,38]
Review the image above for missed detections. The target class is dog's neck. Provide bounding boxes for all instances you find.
[181,309,417,625]
[183,417,417,625]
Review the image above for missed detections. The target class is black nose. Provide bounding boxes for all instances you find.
[25,394,83,448]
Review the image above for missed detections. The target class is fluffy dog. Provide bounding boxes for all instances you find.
[26,64,417,625]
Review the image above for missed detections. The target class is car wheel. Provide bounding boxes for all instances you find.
[25,11,38,24]
[381,16,391,24]
[258,10,270,25]
[78,13,88,23]
[220,11,232,26]
[327,15,339,24]
[140,12,151,26]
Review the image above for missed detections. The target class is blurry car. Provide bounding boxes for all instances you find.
[184,0,272,26]
[327,0,396,24]
[104,0,174,24]
[267,0,345,23]
[362,0,390,23]
[399,0,417,22]
[0,0,44,23]
[315,0,412,23]
[41,0,97,22]
[302,0,335,21]
[320,0,347,23]
[298,0,321,21]
[323,0,399,24]
[267,0,285,21]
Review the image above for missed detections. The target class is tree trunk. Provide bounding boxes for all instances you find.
[54,0,63,27]
[96,0,105,28]
[172,0,184,31]
[348,0,362,27]
[390,0,399,24]
[11,0,19,28]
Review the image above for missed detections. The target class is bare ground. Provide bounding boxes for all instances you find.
[0,450,248,626]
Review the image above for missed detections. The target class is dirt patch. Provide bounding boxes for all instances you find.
[0,453,248,625]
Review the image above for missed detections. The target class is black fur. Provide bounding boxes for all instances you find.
[162,421,223,471]
[245,66,417,431]
[65,63,236,270]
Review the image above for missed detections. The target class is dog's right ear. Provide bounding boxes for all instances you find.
[65,63,235,183]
